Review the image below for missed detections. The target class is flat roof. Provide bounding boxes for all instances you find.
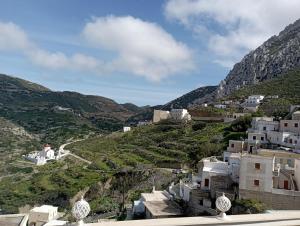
[30,205,57,213]
[144,201,182,217]
[141,191,169,202]
[0,214,28,226]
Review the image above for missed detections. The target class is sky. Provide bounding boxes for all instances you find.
[0,0,300,106]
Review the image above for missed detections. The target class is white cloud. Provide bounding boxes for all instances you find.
[165,0,300,67]
[82,16,194,81]
[0,21,102,72]
[0,16,194,82]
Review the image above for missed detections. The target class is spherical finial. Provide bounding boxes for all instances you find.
[72,196,90,225]
[216,193,231,219]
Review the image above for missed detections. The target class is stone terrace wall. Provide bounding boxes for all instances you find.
[239,189,300,209]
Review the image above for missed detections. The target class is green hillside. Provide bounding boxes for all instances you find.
[229,70,300,101]
[228,70,300,116]
[68,120,228,170]
[0,117,40,176]
[0,74,144,147]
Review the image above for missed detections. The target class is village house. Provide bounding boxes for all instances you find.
[224,113,250,123]
[213,104,226,109]
[153,109,191,123]
[153,110,170,123]
[170,109,192,121]
[242,95,265,112]
[133,188,182,219]
[177,157,237,216]
[25,144,56,165]
[28,205,66,226]
[239,154,300,209]
[245,95,265,105]
[292,111,300,120]
[123,126,131,132]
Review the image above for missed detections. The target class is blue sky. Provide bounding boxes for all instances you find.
[0,0,299,106]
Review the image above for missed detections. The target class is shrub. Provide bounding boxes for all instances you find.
[192,122,207,131]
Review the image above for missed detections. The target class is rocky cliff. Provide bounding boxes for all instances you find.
[217,18,300,97]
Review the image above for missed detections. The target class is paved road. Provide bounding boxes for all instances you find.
[59,139,92,165]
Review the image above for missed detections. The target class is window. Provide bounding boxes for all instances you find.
[289,139,293,144]
[255,163,261,169]
[253,136,256,140]
[204,178,209,187]
[295,140,298,144]
[199,199,203,205]
[261,137,264,141]
[295,123,299,128]
[231,143,234,148]
[263,127,266,131]
[284,123,288,127]
[254,180,260,186]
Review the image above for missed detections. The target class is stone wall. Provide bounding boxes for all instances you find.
[239,189,300,209]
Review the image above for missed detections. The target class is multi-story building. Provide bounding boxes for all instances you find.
[239,154,300,209]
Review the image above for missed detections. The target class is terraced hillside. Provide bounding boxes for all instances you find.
[68,120,228,170]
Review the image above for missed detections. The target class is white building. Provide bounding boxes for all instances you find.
[28,205,59,226]
[279,120,300,134]
[245,95,265,105]
[153,109,191,123]
[250,117,279,132]
[292,111,300,120]
[214,104,226,109]
[153,110,170,123]
[198,157,229,190]
[239,154,300,209]
[243,95,265,112]
[224,113,249,123]
[170,109,191,121]
[123,126,131,132]
[25,144,57,165]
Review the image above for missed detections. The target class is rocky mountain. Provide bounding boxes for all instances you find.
[165,18,300,107]
[217,18,300,98]
[0,74,143,146]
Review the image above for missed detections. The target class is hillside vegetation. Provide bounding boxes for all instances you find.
[68,120,229,170]
[0,117,40,175]
[229,70,300,116]
[0,74,145,147]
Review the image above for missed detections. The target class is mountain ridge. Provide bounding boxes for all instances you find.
[165,18,300,107]
[0,73,145,146]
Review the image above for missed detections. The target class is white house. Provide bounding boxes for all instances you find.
[153,109,191,123]
[28,205,59,226]
[239,154,300,209]
[170,109,191,121]
[25,144,56,165]
[292,111,300,120]
[199,158,229,190]
[214,104,226,109]
[245,95,265,105]
[123,126,131,132]
[153,110,170,123]
[249,117,279,132]
[239,155,274,193]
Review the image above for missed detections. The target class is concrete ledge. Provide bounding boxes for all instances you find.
[85,211,300,226]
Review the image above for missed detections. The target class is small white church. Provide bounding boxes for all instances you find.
[25,144,58,165]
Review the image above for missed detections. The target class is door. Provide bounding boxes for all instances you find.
[284,180,289,190]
